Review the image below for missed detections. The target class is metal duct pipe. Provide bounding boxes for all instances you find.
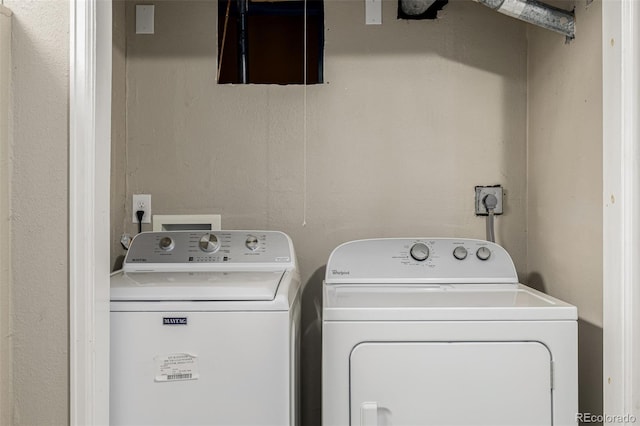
[475,0,575,39]
[400,0,437,16]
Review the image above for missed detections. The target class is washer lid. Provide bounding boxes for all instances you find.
[110,270,285,301]
[323,283,577,321]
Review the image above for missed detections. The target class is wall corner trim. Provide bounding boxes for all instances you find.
[69,0,111,424]
[602,0,640,422]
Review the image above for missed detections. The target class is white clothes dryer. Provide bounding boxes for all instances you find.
[111,230,300,426]
[322,238,577,426]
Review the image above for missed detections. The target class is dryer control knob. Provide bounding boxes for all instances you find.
[410,243,430,262]
[245,235,259,251]
[199,233,220,253]
[476,246,491,261]
[453,246,468,260]
[159,236,175,251]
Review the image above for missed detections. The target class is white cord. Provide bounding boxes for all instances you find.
[486,210,495,243]
[483,194,498,243]
[302,0,308,227]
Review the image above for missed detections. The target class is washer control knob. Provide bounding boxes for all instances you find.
[158,237,176,251]
[476,246,491,261]
[453,246,468,260]
[159,236,175,251]
[245,235,259,251]
[199,233,220,253]
[410,243,430,262]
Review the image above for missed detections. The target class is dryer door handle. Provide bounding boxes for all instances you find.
[360,402,378,426]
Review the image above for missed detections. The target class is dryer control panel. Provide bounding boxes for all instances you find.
[325,238,517,284]
[123,230,294,272]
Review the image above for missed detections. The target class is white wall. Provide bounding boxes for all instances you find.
[526,0,603,419]
[116,0,528,275]
[4,1,69,424]
[0,6,13,426]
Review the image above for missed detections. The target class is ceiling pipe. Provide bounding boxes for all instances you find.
[400,0,437,15]
[400,0,574,39]
[474,0,575,39]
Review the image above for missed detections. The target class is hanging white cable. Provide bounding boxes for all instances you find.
[486,211,495,243]
[302,0,308,226]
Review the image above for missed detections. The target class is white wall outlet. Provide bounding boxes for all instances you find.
[136,5,155,34]
[132,194,152,223]
[475,185,503,215]
[365,0,382,25]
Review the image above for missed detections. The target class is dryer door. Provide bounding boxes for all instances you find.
[350,342,552,426]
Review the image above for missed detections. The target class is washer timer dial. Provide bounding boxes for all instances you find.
[410,243,430,262]
[245,235,259,251]
[199,233,220,253]
[159,236,175,251]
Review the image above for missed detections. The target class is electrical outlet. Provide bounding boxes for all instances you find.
[132,194,152,223]
[135,5,155,34]
[475,185,503,215]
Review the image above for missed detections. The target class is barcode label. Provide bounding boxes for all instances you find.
[154,353,199,382]
[167,373,192,381]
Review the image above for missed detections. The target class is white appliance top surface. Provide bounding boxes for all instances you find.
[111,270,285,301]
[112,230,297,302]
[323,284,577,321]
[323,238,576,321]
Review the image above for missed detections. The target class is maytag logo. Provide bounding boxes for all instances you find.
[331,270,350,276]
[163,317,188,325]
[131,258,147,262]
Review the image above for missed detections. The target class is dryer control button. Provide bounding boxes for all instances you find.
[476,246,491,261]
[453,246,468,260]
[199,233,220,253]
[410,243,430,262]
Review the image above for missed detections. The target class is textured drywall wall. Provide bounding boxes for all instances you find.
[119,0,528,423]
[527,0,603,419]
[4,1,69,424]
[120,0,527,277]
[0,6,13,426]
[112,0,127,270]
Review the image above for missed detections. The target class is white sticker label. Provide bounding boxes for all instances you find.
[154,353,199,382]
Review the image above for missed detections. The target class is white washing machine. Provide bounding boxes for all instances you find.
[111,230,300,426]
[322,238,578,426]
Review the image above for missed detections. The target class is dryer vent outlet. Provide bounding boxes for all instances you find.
[475,185,503,215]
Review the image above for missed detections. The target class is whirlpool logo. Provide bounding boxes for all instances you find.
[331,270,350,276]
[163,317,188,325]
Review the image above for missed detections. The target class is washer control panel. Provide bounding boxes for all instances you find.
[124,230,293,271]
[326,238,517,284]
